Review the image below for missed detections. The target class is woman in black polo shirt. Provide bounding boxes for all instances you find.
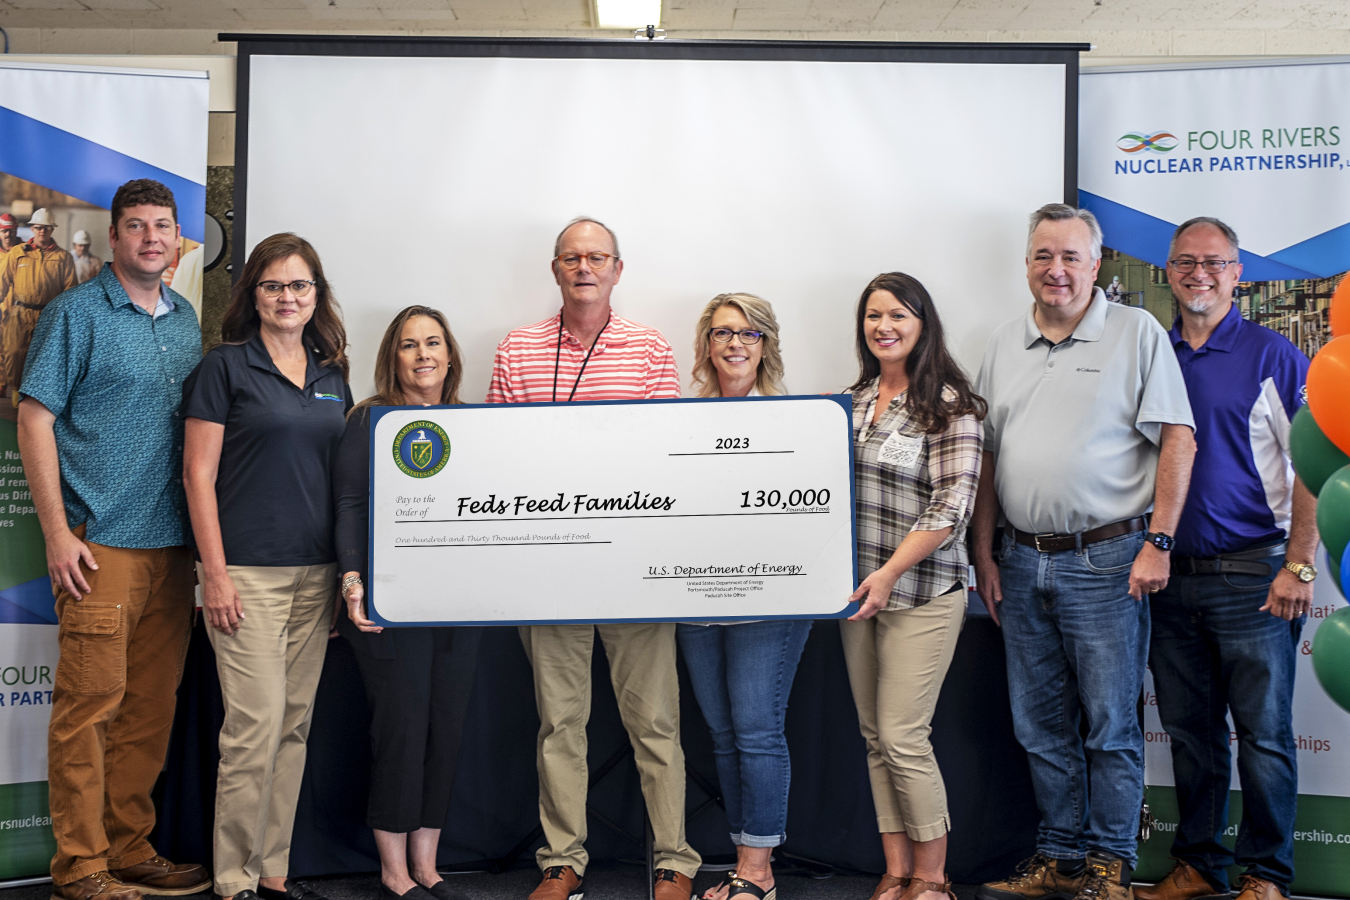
[182,232,350,900]
[332,305,478,900]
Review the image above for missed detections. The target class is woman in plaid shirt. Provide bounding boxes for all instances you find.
[840,273,986,900]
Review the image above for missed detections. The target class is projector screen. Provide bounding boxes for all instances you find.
[232,37,1080,401]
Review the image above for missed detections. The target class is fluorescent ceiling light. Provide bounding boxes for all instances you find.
[595,0,661,29]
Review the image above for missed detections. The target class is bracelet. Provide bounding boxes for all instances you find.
[340,574,363,595]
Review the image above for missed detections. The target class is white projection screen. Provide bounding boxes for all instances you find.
[231,37,1082,401]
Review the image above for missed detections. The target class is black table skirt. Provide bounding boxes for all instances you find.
[152,610,1038,883]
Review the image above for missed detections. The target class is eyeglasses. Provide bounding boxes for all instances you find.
[256,279,317,297]
[1169,258,1237,274]
[710,328,764,345]
[555,252,618,270]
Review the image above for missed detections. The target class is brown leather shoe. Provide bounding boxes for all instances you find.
[108,857,210,896]
[528,866,583,900]
[1233,876,1284,900]
[654,870,694,900]
[1134,861,1227,900]
[978,854,1088,900]
[51,872,142,900]
[1071,853,1133,900]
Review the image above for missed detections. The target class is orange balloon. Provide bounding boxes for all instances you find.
[1309,334,1350,455]
[1333,275,1350,340]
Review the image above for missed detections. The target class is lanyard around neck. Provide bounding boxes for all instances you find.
[553,312,610,403]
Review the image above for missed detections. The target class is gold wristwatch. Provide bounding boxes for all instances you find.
[1282,560,1317,583]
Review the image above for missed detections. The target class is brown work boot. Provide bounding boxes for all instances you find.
[108,857,209,896]
[1134,861,1227,900]
[51,872,142,900]
[1233,876,1284,900]
[1072,853,1133,900]
[528,866,583,900]
[654,870,694,900]
[978,853,1088,900]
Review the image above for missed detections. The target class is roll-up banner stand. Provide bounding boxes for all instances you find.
[0,61,208,881]
[1079,59,1350,897]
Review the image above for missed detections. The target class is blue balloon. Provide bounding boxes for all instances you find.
[1341,549,1350,600]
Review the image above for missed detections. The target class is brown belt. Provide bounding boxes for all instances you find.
[13,301,47,311]
[1011,516,1148,554]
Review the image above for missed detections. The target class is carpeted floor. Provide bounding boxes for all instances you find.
[0,863,983,900]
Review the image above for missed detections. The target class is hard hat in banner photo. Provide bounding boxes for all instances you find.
[0,214,16,229]
[73,230,91,245]
[29,208,58,227]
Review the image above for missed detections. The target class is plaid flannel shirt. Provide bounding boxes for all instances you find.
[852,379,983,610]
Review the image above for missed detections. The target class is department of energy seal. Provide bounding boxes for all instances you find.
[393,420,450,478]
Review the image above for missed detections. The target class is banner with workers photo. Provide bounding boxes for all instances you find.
[0,61,208,881]
[1078,59,1350,897]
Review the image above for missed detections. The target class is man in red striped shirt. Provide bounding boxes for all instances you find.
[488,218,698,900]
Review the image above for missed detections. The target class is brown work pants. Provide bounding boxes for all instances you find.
[47,530,194,885]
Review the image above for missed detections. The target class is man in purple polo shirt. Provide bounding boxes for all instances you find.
[1136,217,1319,900]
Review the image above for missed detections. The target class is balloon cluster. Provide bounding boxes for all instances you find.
[1295,276,1350,711]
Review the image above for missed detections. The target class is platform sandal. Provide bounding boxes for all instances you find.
[726,876,776,900]
[897,878,956,900]
[701,872,738,900]
[868,875,912,900]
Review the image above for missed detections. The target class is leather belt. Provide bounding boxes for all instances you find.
[1171,541,1286,577]
[13,301,47,311]
[1012,516,1147,554]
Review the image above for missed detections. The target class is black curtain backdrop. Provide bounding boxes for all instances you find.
[152,606,1038,883]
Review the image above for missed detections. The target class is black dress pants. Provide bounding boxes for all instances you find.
[341,620,483,833]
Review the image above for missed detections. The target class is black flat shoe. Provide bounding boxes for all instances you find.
[258,882,329,900]
[417,882,470,900]
[377,885,438,900]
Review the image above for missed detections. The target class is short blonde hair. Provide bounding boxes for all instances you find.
[691,293,785,398]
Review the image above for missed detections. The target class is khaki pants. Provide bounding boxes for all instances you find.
[519,623,700,878]
[840,587,966,841]
[205,563,335,897]
[47,533,194,885]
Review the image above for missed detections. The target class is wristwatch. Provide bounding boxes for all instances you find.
[1283,561,1317,583]
[1144,531,1175,552]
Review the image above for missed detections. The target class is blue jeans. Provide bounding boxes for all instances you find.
[677,619,812,847]
[998,530,1150,866]
[1149,553,1302,891]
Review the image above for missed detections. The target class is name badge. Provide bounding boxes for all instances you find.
[878,431,923,469]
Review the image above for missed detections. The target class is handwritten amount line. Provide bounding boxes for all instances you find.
[396,541,613,548]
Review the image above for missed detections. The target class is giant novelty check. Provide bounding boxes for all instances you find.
[368,396,856,625]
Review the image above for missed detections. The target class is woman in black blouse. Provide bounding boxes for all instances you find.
[334,305,479,900]
[182,233,350,900]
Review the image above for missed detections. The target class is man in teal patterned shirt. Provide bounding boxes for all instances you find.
[17,180,210,900]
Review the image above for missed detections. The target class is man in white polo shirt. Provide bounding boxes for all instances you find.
[971,204,1196,900]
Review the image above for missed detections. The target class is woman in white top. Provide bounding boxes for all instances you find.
[681,294,806,900]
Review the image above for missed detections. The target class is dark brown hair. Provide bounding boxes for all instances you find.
[111,179,177,229]
[352,306,464,415]
[850,272,987,434]
[221,233,349,378]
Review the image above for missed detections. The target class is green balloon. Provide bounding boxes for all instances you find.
[1292,406,1350,496]
[1314,607,1350,713]
[1318,465,1350,563]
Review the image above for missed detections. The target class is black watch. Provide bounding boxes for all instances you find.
[1145,531,1175,552]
